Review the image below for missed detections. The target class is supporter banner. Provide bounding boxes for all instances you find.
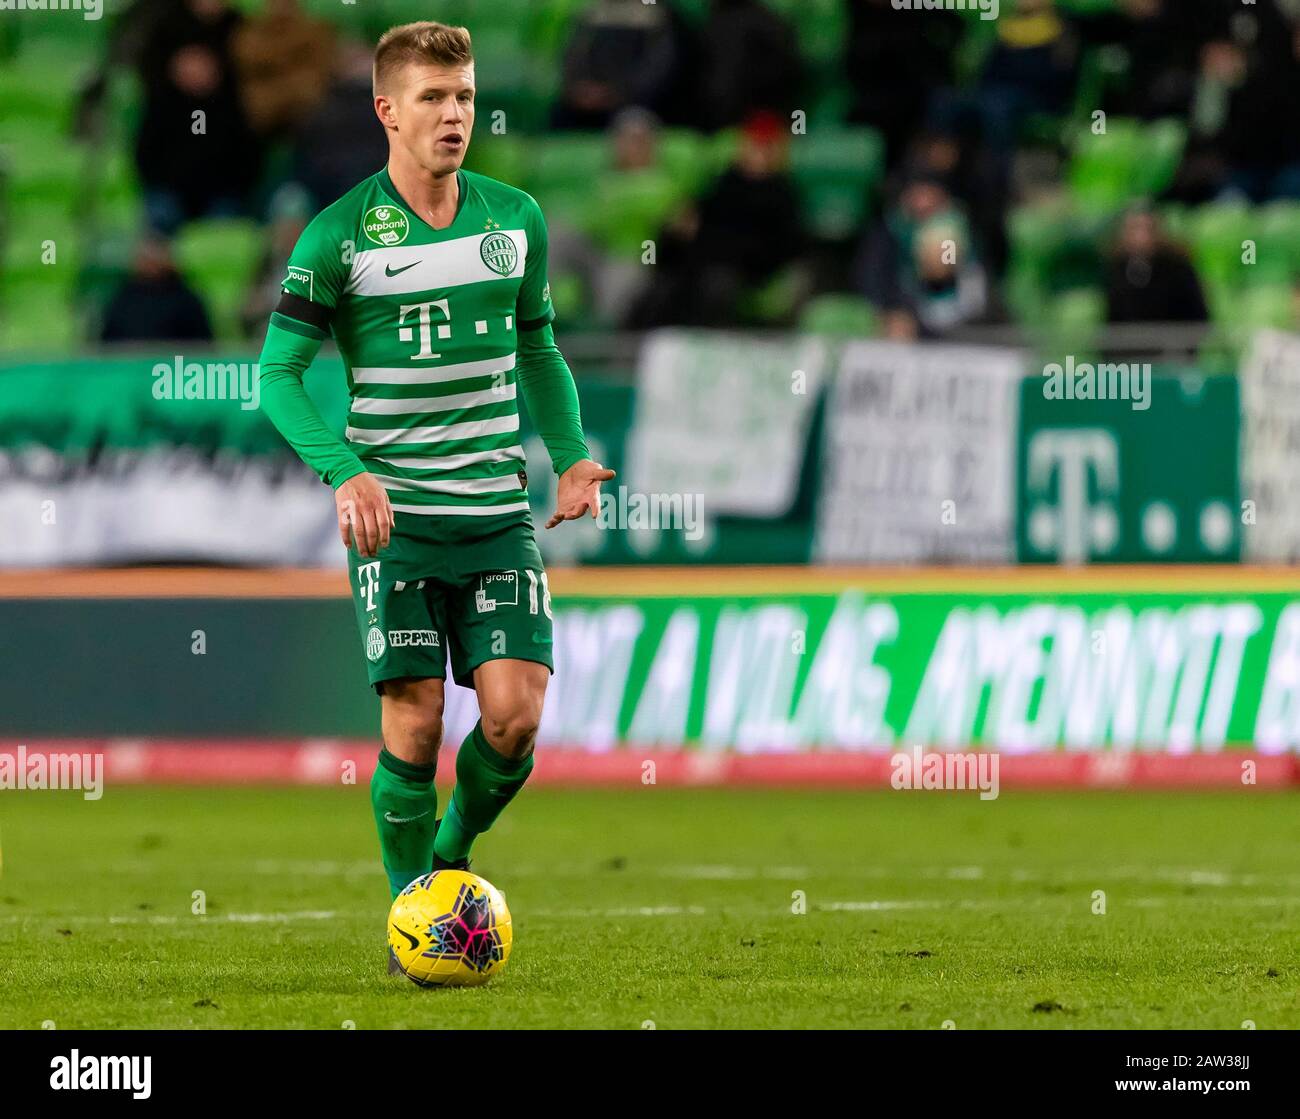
[0,354,350,566]
[1017,367,1240,564]
[814,341,1024,563]
[0,345,817,568]
[625,330,829,518]
[1239,329,1300,562]
[7,572,1300,753]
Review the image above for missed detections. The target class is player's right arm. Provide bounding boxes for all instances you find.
[257,216,392,557]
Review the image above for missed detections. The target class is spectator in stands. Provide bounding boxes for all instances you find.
[1166,2,1300,203]
[855,175,990,340]
[628,110,808,327]
[1215,21,1300,202]
[231,0,335,140]
[926,0,1077,209]
[548,109,685,326]
[552,0,691,130]
[1104,208,1208,324]
[289,39,390,210]
[892,128,1009,279]
[133,0,261,235]
[100,236,213,344]
[845,0,960,167]
[1070,0,1216,121]
[696,0,804,131]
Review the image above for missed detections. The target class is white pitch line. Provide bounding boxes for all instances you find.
[0,910,340,926]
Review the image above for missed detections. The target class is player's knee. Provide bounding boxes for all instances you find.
[404,710,445,754]
[480,704,541,762]
[381,681,445,764]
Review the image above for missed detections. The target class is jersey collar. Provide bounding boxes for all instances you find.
[377,165,468,234]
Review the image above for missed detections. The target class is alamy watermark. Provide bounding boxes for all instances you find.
[597,485,705,542]
[891,0,999,20]
[0,746,103,800]
[50,1051,150,1099]
[152,356,260,411]
[890,746,999,800]
[1042,357,1151,412]
[0,0,102,19]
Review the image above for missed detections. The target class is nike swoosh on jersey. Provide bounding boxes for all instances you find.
[384,809,431,824]
[384,260,422,277]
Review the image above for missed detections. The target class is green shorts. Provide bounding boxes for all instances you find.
[347,508,553,691]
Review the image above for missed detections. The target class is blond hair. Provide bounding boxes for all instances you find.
[373,22,473,93]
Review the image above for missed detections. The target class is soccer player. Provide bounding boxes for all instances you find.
[256,22,613,946]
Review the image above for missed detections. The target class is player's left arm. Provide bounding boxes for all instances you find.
[514,198,614,529]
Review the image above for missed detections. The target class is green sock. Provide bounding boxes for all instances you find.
[433,721,534,863]
[370,748,438,899]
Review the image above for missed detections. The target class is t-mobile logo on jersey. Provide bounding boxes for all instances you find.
[357,561,382,612]
[398,299,451,360]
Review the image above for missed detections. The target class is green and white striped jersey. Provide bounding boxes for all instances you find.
[276,167,556,516]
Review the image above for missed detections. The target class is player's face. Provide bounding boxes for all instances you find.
[384,61,476,177]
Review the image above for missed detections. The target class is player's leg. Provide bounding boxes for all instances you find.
[348,521,451,898]
[433,659,548,867]
[371,676,445,898]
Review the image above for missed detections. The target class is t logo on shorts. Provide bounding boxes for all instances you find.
[475,571,518,614]
[357,561,381,613]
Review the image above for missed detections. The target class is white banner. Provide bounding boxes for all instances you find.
[814,341,1024,563]
[0,449,340,567]
[625,330,828,518]
[1240,329,1300,562]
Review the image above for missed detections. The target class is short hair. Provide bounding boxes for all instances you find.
[373,22,473,94]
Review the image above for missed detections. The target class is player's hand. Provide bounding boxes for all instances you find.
[336,471,394,557]
[546,459,615,529]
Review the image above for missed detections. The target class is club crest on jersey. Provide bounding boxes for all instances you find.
[480,232,518,276]
[365,626,387,662]
[363,205,410,246]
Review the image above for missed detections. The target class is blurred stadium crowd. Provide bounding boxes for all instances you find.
[1,0,1299,357]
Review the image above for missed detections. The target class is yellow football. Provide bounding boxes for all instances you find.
[388,870,512,987]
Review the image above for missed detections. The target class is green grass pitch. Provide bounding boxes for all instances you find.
[0,785,1297,1029]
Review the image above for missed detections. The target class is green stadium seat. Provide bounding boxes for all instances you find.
[799,294,878,338]
[1252,202,1300,285]
[522,134,610,226]
[1030,288,1105,358]
[790,127,884,242]
[583,168,683,256]
[173,219,265,344]
[1068,118,1186,214]
[1236,284,1295,331]
[0,282,79,355]
[2,217,80,285]
[464,134,528,192]
[1191,203,1255,294]
[658,129,715,197]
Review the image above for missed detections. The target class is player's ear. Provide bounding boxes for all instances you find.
[374,94,398,131]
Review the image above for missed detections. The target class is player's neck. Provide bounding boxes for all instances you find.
[385,156,461,231]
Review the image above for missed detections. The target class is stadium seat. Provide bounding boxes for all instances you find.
[1068,118,1186,214]
[173,220,265,343]
[1253,202,1300,285]
[0,282,79,354]
[522,134,610,227]
[798,294,878,338]
[790,127,885,242]
[1191,203,1255,297]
